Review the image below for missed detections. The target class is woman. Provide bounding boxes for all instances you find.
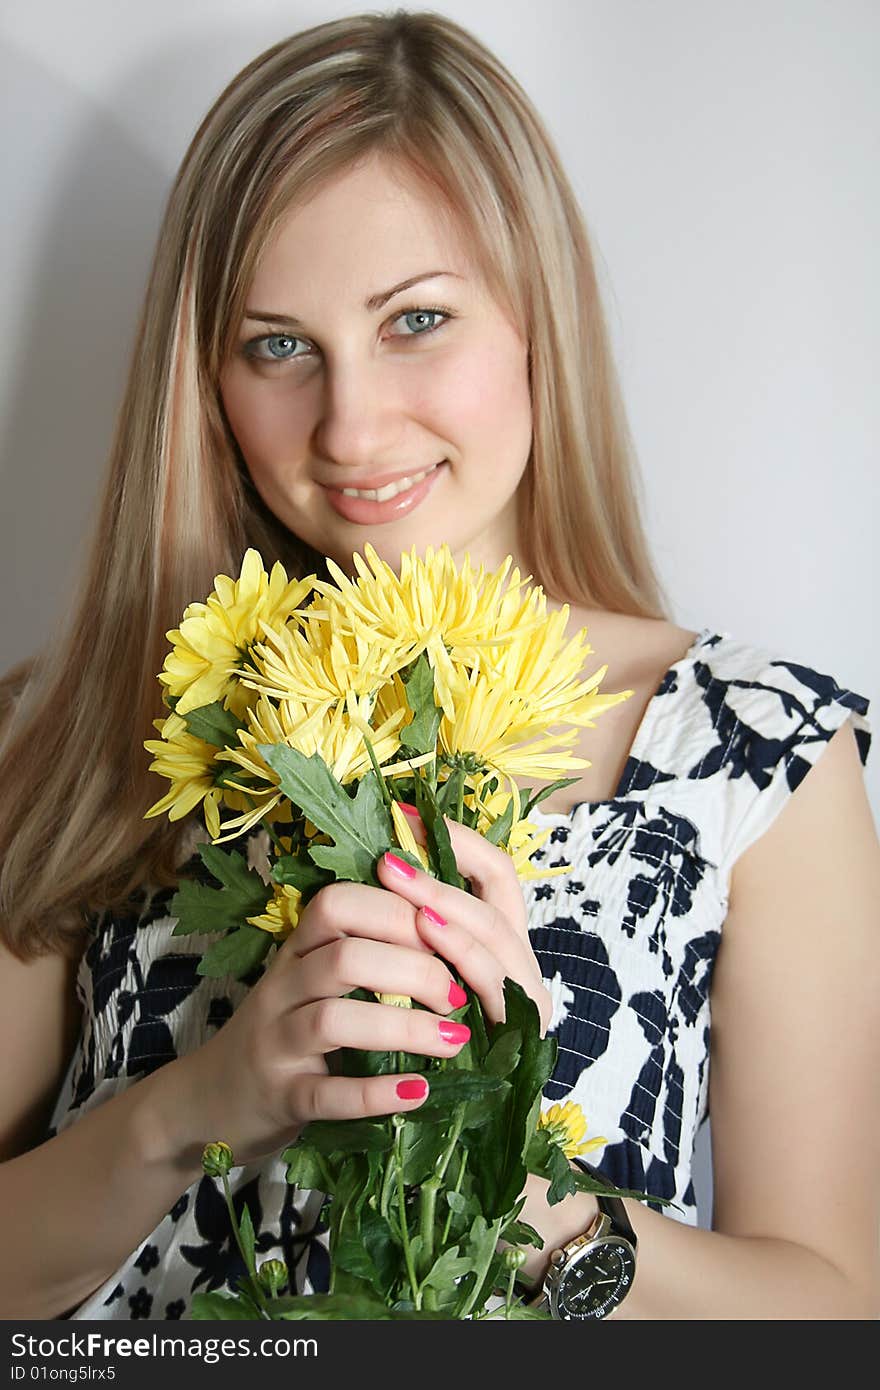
[0,11,877,1320]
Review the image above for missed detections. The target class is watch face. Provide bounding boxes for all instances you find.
[552,1238,636,1320]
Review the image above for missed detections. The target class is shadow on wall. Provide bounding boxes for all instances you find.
[0,38,168,676]
[0,16,304,675]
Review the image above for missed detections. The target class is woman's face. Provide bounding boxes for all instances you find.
[219,152,533,576]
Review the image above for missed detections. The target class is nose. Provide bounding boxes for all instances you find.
[312,355,403,472]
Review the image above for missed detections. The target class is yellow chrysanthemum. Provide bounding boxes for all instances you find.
[241,603,407,709]
[158,549,315,716]
[478,608,634,731]
[143,712,251,839]
[537,1101,607,1160]
[246,881,302,939]
[309,544,549,720]
[212,692,423,842]
[437,665,592,788]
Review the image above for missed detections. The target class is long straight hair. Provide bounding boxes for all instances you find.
[0,10,670,960]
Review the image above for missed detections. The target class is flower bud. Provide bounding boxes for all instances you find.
[258,1259,289,1297]
[201,1141,234,1177]
[503,1247,528,1271]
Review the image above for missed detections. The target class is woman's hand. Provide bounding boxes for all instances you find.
[174,870,472,1166]
[171,806,549,1170]
[377,805,552,1034]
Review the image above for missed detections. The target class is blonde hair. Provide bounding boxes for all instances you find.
[0,9,669,960]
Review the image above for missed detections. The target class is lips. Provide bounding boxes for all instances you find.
[322,460,447,525]
[336,462,440,502]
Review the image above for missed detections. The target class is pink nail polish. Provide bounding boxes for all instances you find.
[396,1078,428,1100]
[398,802,420,817]
[385,852,416,879]
[448,980,467,1009]
[438,1021,471,1045]
[421,905,446,927]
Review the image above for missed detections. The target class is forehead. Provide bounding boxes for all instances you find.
[248,154,479,304]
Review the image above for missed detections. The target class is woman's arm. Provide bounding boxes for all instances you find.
[0,942,213,1319]
[515,720,880,1318]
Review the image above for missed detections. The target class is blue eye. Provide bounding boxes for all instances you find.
[245,333,304,362]
[394,307,450,335]
[241,304,452,365]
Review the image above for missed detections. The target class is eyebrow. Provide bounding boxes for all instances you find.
[244,270,463,327]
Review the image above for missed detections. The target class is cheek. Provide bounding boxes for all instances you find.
[429,341,532,447]
[219,369,309,476]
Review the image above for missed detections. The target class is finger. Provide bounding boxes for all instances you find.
[277,879,431,961]
[377,849,534,977]
[287,935,469,1016]
[414,908,551,1031]
[284,996,472,1059]
[288,1070,432,1123]
[394,804,529,941]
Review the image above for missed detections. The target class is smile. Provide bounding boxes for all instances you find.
[323,461,447,525]
[338,462,440,502]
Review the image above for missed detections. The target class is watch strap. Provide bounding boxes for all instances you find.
[571,1156,638,1251]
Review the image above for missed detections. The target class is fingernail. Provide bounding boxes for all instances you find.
[384,852,416,879]
[398,802,420,817]
[421,905,447,927]
[396,1078,428,1100]
[438,1021,471,1045]
[448,980,467,1009]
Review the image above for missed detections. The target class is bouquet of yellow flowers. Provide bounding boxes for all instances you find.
[144,544,652,1319]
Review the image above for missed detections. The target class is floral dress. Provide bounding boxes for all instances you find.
[46,628,872,1319]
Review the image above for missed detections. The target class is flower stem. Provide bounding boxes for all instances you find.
[440,1146,468,1248]
[393,1120,421,1309]
[220,1174,269,1317]
[362,733,393,810]
[259,815,287,856]
[379,1144,397,1222]
[417,1176,440,1278]
[455,1216,504,1319]
[504,1265,518,1317]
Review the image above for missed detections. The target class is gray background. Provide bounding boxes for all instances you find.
[2,1,878,1229]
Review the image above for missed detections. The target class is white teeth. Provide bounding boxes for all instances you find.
[340,463,437,502]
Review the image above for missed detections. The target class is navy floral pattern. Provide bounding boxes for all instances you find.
[46,628,871,1318]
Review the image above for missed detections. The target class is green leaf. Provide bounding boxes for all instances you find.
[569,1167,678,1209]
[297,1119,393,1154]
[414,776,463,889]
[495,1303,551,1320]
[498,1218,544,1250]
[421,1245,472,1292]
[282,1144,329,1192]
[445,1190,469,1215]
[259,745,394,884]
[483,1028,522,1078]
[399,654,443,755]
[189,1292,256,1319]
[170,846,271,937]
[238,1205,256,1274]
[404,1071,510,1123]
[271,852,334,895]
[334,1215,381,1287]
[178,700,246,749]
[520,777,581,820]
[360,1207,400,1293]
[197,924,272,979]
[328,1046,398,1079]
[400,1120,446,1186]
[436,765,465,818]
[266,1293,450,1320]
[468,978,557,1218]
[483,795,515,847]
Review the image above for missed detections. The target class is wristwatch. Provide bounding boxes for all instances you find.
[528,1161,638,1320]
